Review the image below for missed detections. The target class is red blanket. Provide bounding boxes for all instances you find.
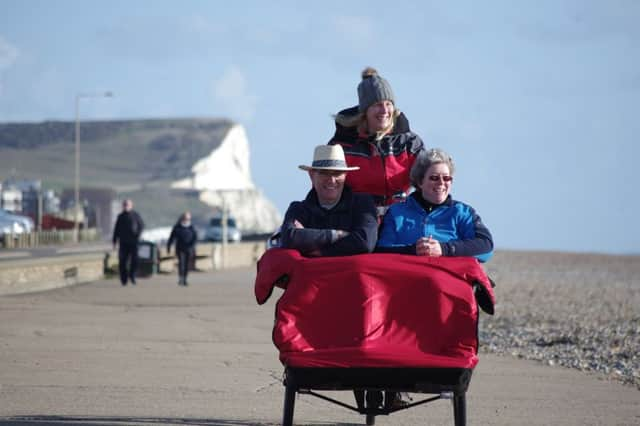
[255,249,495,369]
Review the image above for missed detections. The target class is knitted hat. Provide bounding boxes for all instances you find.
[357,67,395,112]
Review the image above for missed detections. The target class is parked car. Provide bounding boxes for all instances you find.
[202,216,242,242]
[0,217,26,236]
[0,209,34,235]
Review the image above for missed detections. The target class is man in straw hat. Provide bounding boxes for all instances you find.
[279,144,378,257]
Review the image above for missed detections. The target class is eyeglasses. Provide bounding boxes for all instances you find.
[428,175,453,183]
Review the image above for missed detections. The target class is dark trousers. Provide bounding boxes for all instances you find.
[118,242,139,284]
[177,250,193,281]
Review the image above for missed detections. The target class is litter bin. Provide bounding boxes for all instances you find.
[137,240,158,277]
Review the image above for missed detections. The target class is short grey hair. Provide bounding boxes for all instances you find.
[410,148,455,188]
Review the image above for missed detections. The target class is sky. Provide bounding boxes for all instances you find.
[1,0,639,255]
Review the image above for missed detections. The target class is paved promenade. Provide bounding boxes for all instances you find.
[0,269,638,426]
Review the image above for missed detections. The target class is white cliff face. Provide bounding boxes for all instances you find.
[172,124,254,191]
[171,124,281,233]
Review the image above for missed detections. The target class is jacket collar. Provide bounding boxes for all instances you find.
[409,191,453,212]
[333,105,411,141]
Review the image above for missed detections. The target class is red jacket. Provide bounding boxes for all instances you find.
[328,107,424,206]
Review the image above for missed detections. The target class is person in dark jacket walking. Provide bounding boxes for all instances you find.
[167,211,198,286]
[112,199,145,286]
[279,144,378,257]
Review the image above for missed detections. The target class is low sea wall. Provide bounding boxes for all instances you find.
[0,252,105,296]
[156,241,266,272]
[1,241,266,296]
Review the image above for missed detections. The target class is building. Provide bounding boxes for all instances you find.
[61,187,116,237]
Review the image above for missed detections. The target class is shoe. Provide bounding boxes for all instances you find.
[385,391,412,409]
[130,279,136,285]
[121,282,127,286]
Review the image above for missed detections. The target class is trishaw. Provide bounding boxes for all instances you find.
[255,248,495,425]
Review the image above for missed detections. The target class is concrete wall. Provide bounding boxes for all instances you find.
[0,253,105,296]
[156,241,266,272]
[0,241,267,297]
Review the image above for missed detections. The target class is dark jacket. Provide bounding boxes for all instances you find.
[280,186,378,257]
[112,210,144,246]
[328,106,424,206]
[167,222,198,253]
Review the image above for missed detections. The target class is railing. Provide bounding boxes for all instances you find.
[0,228,100,249]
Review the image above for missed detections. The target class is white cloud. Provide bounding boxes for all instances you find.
[212,66,258,124]
[331,15,374,46]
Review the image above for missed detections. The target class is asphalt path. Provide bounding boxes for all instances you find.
[0,269,638,426]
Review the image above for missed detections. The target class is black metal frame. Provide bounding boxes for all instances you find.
[281,366,472,426]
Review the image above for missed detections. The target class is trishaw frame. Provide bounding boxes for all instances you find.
[281,366,472,425]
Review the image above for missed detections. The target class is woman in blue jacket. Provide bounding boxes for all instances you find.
[377,148,493,262]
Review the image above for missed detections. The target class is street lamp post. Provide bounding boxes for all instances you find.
[74,91,113,243]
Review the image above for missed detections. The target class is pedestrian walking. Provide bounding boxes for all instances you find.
[112,199,145,286]
[167,211,198,286]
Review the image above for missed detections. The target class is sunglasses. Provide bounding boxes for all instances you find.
[428,175,453,183]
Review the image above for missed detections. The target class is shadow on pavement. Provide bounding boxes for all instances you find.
[0,416,362,426]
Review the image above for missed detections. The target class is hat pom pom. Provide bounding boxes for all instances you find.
[361,67,378,79]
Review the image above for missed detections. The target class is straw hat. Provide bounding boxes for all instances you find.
[298,145,360,172]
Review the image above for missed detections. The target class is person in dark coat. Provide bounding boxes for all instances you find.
[112,199,145,286]
[167,211,198,286]
[279,144,378,257]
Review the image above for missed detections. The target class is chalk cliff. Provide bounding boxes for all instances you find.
[0,118,282,234]
[171,124,281,232]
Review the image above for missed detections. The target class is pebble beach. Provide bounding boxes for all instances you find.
[481,250,640,390]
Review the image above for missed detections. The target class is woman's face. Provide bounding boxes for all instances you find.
[366,100,394,134]
[420,163,453,205]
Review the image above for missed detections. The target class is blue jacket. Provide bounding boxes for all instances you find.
[376,193,493,262]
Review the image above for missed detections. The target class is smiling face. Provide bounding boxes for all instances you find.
[420,163,453,205]
[309,169,347,205]
[365,100,394,134]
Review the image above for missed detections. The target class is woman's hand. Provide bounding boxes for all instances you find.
[416,235,442,257]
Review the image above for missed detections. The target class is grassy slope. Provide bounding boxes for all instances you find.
[0,119,232,227]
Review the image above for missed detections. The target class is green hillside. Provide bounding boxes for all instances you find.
[0,118,232,188]
[0,118,234,227]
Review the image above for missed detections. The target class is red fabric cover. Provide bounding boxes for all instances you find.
[255,248,494,369]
